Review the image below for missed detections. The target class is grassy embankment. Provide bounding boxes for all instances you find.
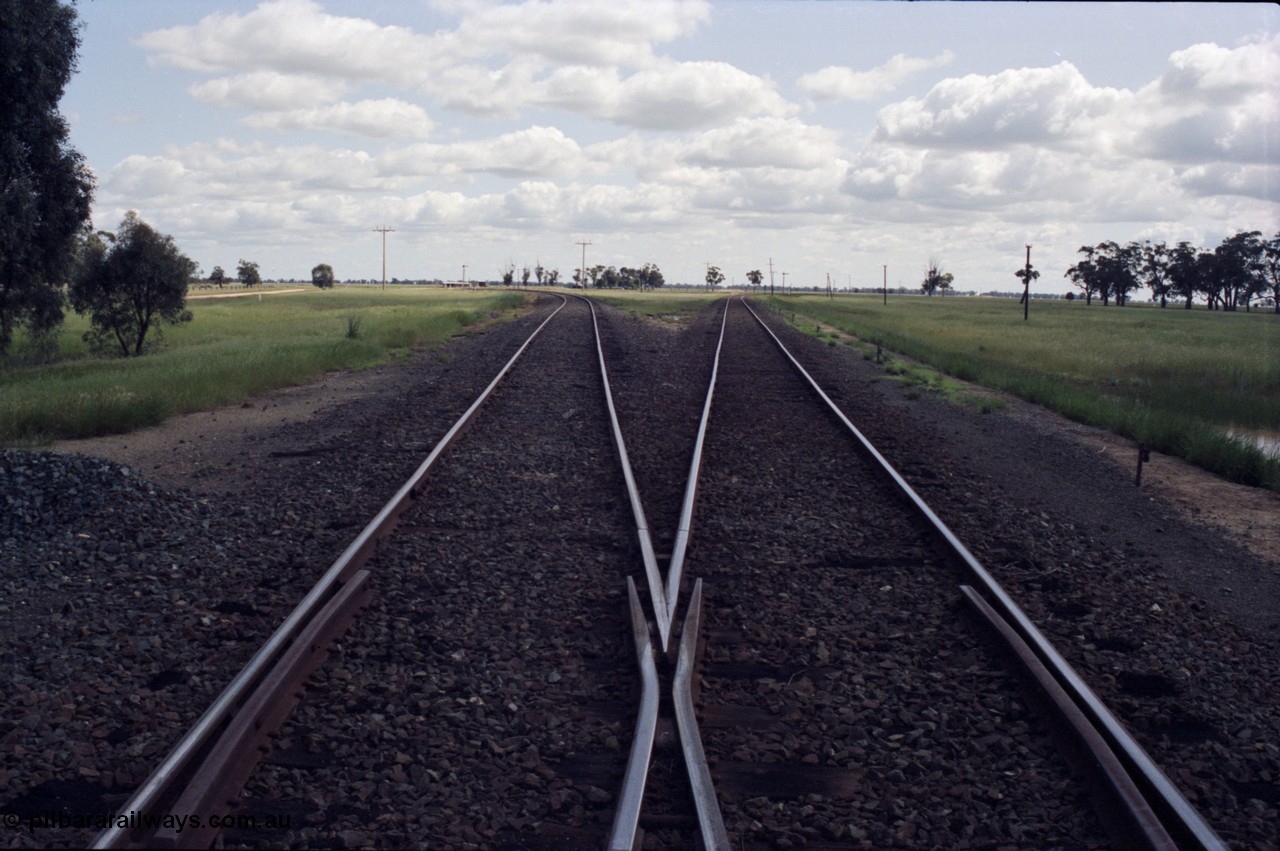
[762,293,1278,491]
[0,286,527,444]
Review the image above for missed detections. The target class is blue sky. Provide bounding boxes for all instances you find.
[63,1,1279,291]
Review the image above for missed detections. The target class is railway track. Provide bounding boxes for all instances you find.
[600,297,1228,849]
[91,294,1228,849]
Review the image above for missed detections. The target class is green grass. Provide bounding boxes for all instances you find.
[763,294,1280,490]
[1,287,527,444]
[584,289,722,320]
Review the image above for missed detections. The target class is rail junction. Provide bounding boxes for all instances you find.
[85,295,1244,849]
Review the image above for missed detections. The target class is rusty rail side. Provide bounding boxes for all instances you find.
[960,585,1175,851]
[153,570,373,849]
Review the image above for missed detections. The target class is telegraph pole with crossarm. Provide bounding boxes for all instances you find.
[373,226,395,290]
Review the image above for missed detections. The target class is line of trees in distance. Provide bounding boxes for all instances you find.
[570,263,665,290]
[1066,231,1280,312]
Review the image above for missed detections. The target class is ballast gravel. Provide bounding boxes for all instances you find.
[0,295,1276,850]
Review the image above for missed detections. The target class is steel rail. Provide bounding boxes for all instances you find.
[960,585,1176,850]
[582,297,669,647]
[740,297,1225,850]
[591,297,731,849]
[154,570,373,849]
[94,295,570,849]
[606,578,661,851]
[659,301,730,652]
[672,579,731,850]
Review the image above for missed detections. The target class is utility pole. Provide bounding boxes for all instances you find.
[768,257,775,296]
[373,226,395,290]
[462,264,467,287]
[576,240,592,289]
[883,264,887,305]
[1024,244,1034,319]
[781,271,788,292]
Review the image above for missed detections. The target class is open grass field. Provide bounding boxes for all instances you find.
[0,286,526,444]
[765,293,1279,491]
[584,288,721,319]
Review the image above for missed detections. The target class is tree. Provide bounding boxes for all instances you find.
[521,265,531,287]
[920,260,953,296]
[1065,245,1100,305]
[1167,241,1202,309]
[1262,232,1280,315]
[1065,241,1137,306]
[0,0,95,354]
[209,265,227,288]
[638,262,664,290]
[747,269,763,291]
[1139,240,1172,307]
[705,265,724,291]
[237,259,260,287]
[1198,249,1226,311]
[597,266,621,288]
[1214,230,1264,312]
[546,268,561,286]
[69,211,195,356]
[1094,241,1140,306]
[311,263,335,289]
[534,262,545,286]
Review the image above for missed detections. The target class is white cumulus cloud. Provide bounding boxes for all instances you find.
[189,72,350,110]
[798,51,955,101]
[244,99,435,140]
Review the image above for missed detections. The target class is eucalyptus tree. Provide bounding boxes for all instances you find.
[69,211,195,356]
[921,260,954,296]
[237,259,261,287]
[1064,245,1100,305]
[0,0,94,354]
[1167,242,1203,309]
[1139,241,1172,307]
[636,262,664,290]
[311,263,335,289]
[1214,230,1265,311]
[1263,232,1280,315]
[1095,241,1140,306]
